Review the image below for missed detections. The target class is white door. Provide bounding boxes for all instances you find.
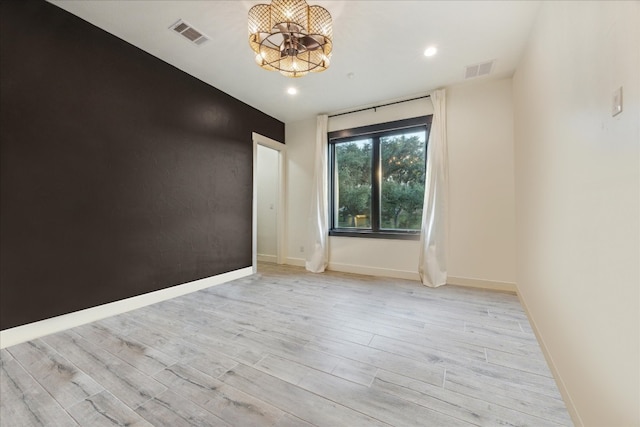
[252,133,286,272]
[256,144,279,263]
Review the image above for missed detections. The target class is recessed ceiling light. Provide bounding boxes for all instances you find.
[424,46,437,57]
[287,87,298,95]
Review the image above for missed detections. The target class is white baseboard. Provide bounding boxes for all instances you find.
[257,254,277,263]
[285,257,306,267]
[323,263,517,293]
[518,292,582,426]
[327,262,421,281]
[447,276,517,293]
[0,267,253,349]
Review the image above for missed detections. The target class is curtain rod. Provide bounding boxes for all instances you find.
[328,94,431,118]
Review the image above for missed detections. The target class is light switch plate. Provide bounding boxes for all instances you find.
[612,86,623,117]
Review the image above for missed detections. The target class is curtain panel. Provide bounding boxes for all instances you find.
[419,89,448,287]
[305,115,329,273]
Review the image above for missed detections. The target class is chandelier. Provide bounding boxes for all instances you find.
[248,0,332,78]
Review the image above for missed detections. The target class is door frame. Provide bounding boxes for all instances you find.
[252,132,287,273]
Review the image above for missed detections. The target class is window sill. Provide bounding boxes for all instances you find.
[329,229,421,241]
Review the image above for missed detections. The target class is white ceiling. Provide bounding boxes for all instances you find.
[50,0,540,123]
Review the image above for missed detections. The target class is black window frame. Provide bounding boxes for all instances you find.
[328,115,432,240]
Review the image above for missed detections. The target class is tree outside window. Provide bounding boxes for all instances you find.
[334,139,372,228]
[329,116,431,239]
[380,131,426,230]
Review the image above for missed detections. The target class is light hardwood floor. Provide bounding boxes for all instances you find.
[1,263,572,426]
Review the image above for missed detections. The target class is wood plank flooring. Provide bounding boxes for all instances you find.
[0,264,572,426]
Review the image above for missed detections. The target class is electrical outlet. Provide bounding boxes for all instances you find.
[612,86,623,117]
[300,246,304,253]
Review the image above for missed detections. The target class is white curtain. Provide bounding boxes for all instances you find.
[305,114,329,273]
[419,89,448,287]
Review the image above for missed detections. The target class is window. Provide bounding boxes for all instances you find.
[329,116,432,239]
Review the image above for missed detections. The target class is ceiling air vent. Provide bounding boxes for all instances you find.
[169,19,209,46]
[465,60,495,79]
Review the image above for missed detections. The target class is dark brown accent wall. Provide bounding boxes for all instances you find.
[0,1,284,330]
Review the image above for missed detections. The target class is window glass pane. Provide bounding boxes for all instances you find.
[334,139,372,228]
[380,131,426,230]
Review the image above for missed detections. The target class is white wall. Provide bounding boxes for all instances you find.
[284,117,316,266]
[512,2,639,426]
[447,79,517,286]
[285,80,517,289]
[256,144,279,261]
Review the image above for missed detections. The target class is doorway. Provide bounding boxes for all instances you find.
[252,133,286,273]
